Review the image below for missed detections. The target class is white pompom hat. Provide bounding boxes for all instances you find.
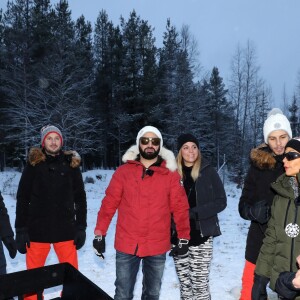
[136,126,163,148]
[263,108,292,143]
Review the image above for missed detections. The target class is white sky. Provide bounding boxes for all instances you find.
[1,0,300,107]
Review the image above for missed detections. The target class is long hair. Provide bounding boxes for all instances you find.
[176,147,202,182]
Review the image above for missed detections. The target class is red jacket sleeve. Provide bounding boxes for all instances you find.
[94,169,123,236]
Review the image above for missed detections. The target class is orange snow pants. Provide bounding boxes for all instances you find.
[240,260,256,300]
[24,240,78,300]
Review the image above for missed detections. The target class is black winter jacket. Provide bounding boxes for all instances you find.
[191,159,227,238]
[0,191,14,240]
[238,144,284,264]
[15,148,87,243]
[172,158,227,245]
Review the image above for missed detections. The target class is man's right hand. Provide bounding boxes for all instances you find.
[93,235,105,259]
[249,200,271,224]
[252,273,269,300]
[15,228,30,254]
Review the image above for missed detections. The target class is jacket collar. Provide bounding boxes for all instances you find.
[28,147,81,168]
[122,145,177,172]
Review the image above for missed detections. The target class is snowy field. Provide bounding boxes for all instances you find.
[0,169,278,299]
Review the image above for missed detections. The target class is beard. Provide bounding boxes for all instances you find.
[44,146,61,156]
[139,146,160,160]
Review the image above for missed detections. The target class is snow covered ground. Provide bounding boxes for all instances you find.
[0,169,278,299]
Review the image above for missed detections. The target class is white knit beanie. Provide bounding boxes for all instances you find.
[136,126,163,148]
[40,125,63,147]
[263,108,292,143]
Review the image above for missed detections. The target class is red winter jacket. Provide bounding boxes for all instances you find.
[94,145,190,257]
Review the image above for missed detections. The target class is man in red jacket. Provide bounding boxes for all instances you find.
[93,125,190,300]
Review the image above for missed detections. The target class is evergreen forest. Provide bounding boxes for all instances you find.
[1,0,299,184]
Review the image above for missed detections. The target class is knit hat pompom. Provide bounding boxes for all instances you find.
[136,126,163,148]
[177,133,199,151]
[263,108,292,143]
[41,125,63,147]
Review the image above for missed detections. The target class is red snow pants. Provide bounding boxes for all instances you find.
[240,260,256,300]
[24,240,78,300]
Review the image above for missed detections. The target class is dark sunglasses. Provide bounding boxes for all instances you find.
[284,152,300,161]
[140,137,161,146]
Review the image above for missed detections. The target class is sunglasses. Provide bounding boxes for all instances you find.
[284,152,300,161]
[140,137,161,146]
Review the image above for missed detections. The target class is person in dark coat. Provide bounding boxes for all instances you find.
[15,125,87,300]
[0,191,17,276]
[238,108,292,300]
[170,133,227,300]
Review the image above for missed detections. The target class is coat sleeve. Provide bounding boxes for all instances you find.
[255,196,277,278]
[197,167,227,219]
[15,165,35,229]
[73,168,87,229]
[94,168,123,236]
[238,166,257,220]
[0,191,14,238]
[169,171,190,240]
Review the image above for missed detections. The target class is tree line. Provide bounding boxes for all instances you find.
[0,0,299,184]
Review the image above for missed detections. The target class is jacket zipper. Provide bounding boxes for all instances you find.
[194,183,203,237]
[284,199,297,272]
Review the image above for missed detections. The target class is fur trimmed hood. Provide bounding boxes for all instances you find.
[122,145,177,172]
[28,147,81,168]
[250,143,277,170]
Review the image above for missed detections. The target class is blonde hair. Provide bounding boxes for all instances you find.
[176,148,202,182]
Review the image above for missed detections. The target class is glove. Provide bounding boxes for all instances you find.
[74,229,86,250]
[15,228,30,254]
[93,235,105,259]
[252,273,269,300]
[275,271,300,299]
[169,239,189,257]
[2,236,17,258]
[249,200,270,224]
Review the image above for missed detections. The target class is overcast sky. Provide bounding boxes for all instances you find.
[1,0,300,108]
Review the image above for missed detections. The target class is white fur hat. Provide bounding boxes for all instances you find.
[136,126,163,148]
[263,108,292,143]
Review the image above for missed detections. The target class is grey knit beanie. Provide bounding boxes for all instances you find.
[40,125,63,147]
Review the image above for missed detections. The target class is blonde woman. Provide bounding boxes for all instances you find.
[170,133,227,300]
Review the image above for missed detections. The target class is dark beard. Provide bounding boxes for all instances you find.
[139,146,160,160]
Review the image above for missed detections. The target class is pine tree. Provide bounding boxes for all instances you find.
[289,94,299,136]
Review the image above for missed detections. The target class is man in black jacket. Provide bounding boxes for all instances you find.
[238,108,292,300]
[0,191,17,276]
[15,125,87,300]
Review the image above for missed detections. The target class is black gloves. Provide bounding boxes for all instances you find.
[252,273,269,300]
[275,271,300,300]
[2,236,17,258]
[249,200,271,224]
[93,235,105,259]
[74,229,86,250]
[169,239,189,257]
[16,228,30,254]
